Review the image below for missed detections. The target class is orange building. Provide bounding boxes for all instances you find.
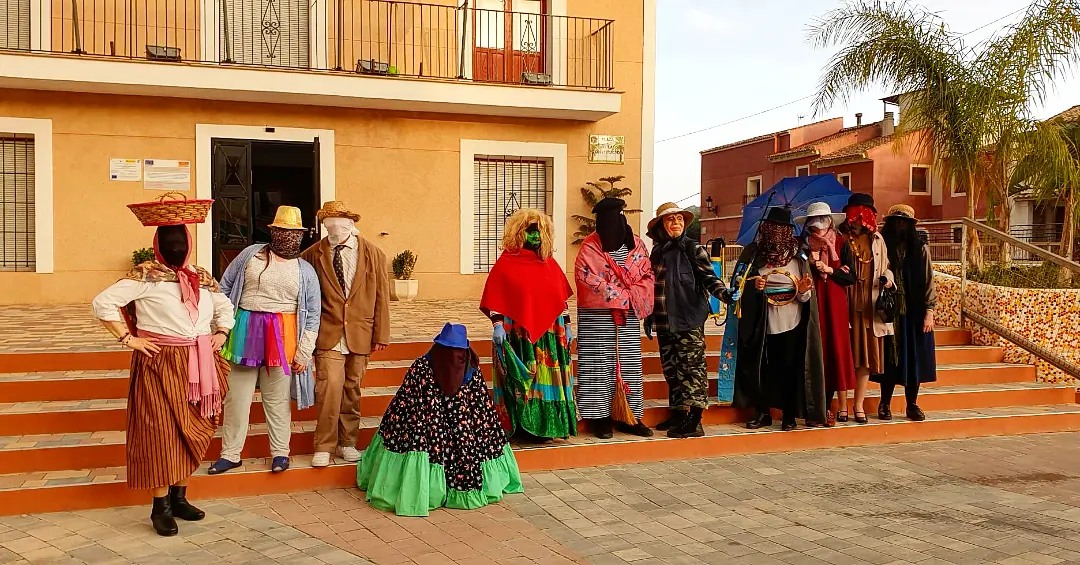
[0,0,656,304]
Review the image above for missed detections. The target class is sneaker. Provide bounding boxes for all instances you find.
[311,452,331,467]
[337,446,362,462]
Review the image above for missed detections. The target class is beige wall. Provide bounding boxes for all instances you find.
[0,0,646,304]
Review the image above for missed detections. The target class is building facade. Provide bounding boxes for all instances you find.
[0,0,656,304]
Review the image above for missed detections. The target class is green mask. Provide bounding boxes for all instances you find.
[524,230,542,247]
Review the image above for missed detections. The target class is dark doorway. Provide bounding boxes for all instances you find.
[210,138,321,278]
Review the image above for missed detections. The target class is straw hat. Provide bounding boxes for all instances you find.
[647,202,695,232]
[267,206,306,230]
[794,202,846,226]
[886,204,918,223]
[315,201,360,223]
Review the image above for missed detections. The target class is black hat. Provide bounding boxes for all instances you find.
[592,197,627,215]
[844,192,876,213]
[762,206,793,226]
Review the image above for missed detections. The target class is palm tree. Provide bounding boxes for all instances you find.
[1010,115,1080,262]
[571,176,642,244]
[808,0,1080,269]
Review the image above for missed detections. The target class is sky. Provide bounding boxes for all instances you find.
[652,0,1080,210]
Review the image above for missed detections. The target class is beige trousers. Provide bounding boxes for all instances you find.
[220,365,292,462]
[313,349,368,453]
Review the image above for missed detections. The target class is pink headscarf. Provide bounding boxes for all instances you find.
[806,217,841,265]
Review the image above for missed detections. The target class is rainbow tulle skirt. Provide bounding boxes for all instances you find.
[222,309,297,374]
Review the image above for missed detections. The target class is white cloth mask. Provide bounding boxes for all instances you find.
[806,216,832,232]
[323,217,358,245]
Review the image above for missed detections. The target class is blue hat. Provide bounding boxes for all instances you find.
[433,323,469,349]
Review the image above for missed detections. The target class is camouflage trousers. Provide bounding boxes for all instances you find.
[657,328,709,409]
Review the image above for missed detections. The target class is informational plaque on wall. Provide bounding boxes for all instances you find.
[109,158,142,181]
[589,135,625,164]
[143,159,191,191]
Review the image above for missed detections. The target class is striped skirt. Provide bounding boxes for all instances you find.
[127,345,230,489]
[575,308,644,419]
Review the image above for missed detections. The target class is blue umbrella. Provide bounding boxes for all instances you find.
[736,174,852,245]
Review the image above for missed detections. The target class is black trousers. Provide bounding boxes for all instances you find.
[761,326,804,418]
[880,381,920,406]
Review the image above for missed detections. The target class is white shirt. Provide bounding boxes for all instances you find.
[333,235,359,353]
[759,258,812,335]
[239,254,301,313]
[92,280,235,338]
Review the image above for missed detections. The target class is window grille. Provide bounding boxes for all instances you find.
[473,156,552,272]
[0,133,35,272]
[0,0,31,50]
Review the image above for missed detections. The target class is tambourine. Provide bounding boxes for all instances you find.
[757,269,800,306]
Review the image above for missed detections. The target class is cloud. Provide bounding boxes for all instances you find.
[684,7,736,36]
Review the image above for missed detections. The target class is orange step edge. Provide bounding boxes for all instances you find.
[2,410,1078,517]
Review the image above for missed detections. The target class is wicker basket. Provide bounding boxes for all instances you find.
[127,192,213,226]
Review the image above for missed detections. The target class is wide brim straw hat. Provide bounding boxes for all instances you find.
[794,202,846,226]
[315,200,360,223]
[267,206,306,230]
[647,202,695,231]
[127,192,213,227]
[885,204,918,223]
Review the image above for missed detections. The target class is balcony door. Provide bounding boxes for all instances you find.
[219,0,310,68]
[473,0,545,83]
[0,0,31,50]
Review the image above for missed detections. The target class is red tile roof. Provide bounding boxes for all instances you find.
[813,135,896,166]
[699,117,840,155]
[1049,105,1080,123]
[767,123,879,161]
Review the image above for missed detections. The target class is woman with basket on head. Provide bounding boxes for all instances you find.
[480,209,577,443]
[574,197,654,439]
[207,206,321,476]
[838,193,894,424]
[92,193,235,537]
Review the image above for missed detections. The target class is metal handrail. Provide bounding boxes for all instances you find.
[959,217,1080,380]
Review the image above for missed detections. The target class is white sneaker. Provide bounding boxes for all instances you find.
[311,452,331,467]
[337,446,361,462]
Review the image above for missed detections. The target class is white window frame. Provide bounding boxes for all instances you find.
[745,175,762,204]
[951,178,967,196]
[459,139,567,275]
[0,117,54,274]
[837,172,851,190]
[194,124,336,271]
[795,165,810,177]
[910,164,931,195]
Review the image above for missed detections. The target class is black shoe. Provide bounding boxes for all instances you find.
[781,419,798,432]
[169,485,204,522]
[746,412,773,430]
[616,419,654,437]
[151,496,178,537]
[878,404,893,421]
[668,407,704,438]
[656,410,687,431]
[906,404,926,422]
[591,417,613,439]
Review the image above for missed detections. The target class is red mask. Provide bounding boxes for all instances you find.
[845,206,877,233]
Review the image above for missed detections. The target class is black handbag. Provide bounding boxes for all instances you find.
[875,275,896,323]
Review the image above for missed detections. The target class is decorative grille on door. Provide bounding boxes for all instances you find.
[473,156,552,272]
[220,0,310,68]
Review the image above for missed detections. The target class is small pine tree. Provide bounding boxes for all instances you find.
[572,176,643,245]
[392,250,417,280]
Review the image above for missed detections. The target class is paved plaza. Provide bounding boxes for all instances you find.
[3,432,1080,564]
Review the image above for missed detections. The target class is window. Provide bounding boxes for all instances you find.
[0,0,31,50]
[910,165,930,194]
[219,0,310,68]
[0,133,35,271]
[473,156,553,272]
[951,179,967,196]
[796,165,810,177]
[746,176,762,200]
[836,172,851,190]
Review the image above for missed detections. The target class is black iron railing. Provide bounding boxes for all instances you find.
[1,0,615,90]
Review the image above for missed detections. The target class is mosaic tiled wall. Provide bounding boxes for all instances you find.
[934,273,1080,385]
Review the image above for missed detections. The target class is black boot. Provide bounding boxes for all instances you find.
[781,413,798,432]
[151,496,178,537]
[667,407,704,438]
[656,409,687,431]
[616,419,654,437]
[746,412,773,429]
[591,417,613,439]
[169,485,205,521]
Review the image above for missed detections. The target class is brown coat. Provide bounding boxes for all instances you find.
[301,236,391,354]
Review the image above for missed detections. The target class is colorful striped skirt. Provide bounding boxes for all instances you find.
[222,309,297,373]
[491,315,577,439]
[127,345,230,489]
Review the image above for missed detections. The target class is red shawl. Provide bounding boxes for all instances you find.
[574,233,654,318]
[480,250,573,343]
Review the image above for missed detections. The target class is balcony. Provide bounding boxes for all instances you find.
[0,0,620,120]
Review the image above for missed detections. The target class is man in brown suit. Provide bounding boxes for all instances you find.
[301,201,390,467]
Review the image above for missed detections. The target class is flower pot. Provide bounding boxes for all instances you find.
[393,279,419,301]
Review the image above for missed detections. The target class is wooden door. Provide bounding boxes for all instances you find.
[473,0,544,83]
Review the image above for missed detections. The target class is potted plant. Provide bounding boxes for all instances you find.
[392,250,418,301]
[132,247,155,265]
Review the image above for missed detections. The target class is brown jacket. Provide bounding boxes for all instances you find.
[301,236,391,354]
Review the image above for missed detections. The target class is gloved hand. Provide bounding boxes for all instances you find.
[644,316,655,341]
[564,322,574,345]
[492,322,507,347]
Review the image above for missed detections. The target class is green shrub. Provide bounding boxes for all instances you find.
[392,250,417,280]
[132,247,155,265]
[970,262,1080,289]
